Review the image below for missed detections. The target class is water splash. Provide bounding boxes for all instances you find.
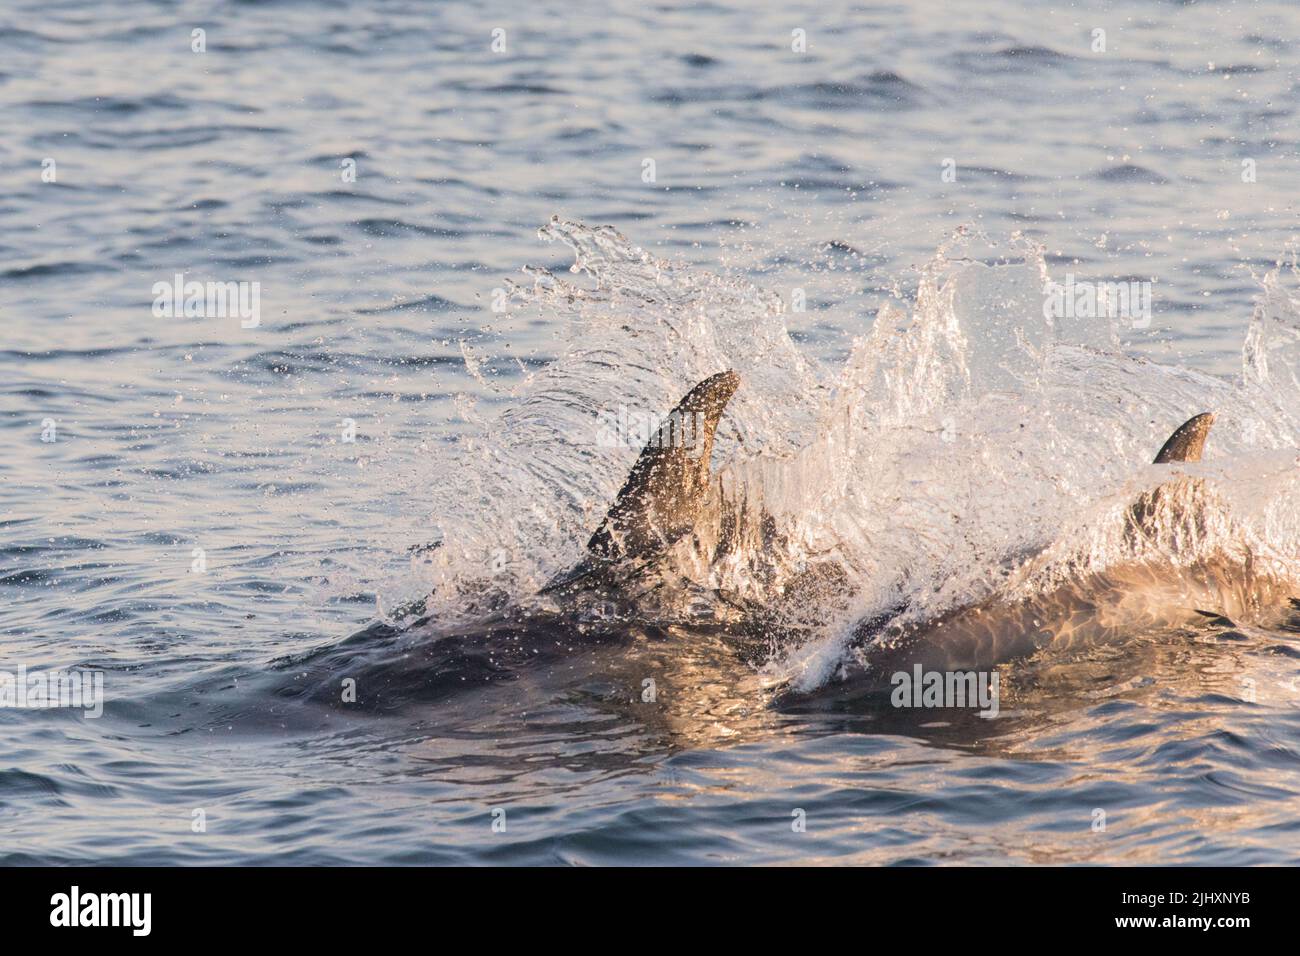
[372,221,1300,692]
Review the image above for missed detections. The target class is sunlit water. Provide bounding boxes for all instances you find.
[3,0,1300,864]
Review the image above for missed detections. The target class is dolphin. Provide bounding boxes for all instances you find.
[265,371,749,716]
[777,411,1300,707]
[272,373,1289,719]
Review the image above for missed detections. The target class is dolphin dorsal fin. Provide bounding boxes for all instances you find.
[1152,412,1215,463]
[586,370,740,563]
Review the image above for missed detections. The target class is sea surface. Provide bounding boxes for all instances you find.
[3,0,1300,864]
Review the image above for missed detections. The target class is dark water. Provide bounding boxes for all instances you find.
[4,0,1300,864]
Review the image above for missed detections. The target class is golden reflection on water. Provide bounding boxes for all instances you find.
[400,618,1300,863]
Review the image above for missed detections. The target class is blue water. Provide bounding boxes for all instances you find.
[3,0,1300,864]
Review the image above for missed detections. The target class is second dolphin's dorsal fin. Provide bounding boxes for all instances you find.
[1153,412,1215,463]
[586,370,741,563]
[1127,411,1217,545]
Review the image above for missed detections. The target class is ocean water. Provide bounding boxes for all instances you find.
[3,0,1300,865]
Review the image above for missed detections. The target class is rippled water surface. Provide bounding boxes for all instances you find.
[4,0,1300,865]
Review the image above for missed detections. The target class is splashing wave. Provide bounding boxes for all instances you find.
[378,219,1300,690]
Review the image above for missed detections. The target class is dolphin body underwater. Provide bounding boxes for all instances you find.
[270,367,1297,718]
